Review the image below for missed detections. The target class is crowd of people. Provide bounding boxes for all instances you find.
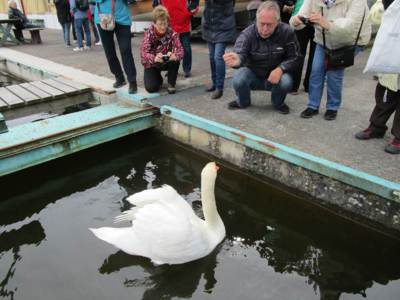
[8,0,398,154]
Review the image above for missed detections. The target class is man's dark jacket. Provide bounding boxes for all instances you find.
[202,0,236,43]
[234,22,302,78]
[54,0,72,25]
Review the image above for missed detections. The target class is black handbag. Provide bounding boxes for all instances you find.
[322,8,365,69]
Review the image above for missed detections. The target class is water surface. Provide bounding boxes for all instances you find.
[1,131,400,300]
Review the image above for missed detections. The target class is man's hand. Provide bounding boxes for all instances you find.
[223,52,241,68]
[309,12,330,30]
[291,15,304,26]
[283,4,294,13]
[267,67,283,85]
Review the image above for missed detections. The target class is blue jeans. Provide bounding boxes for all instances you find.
[61,22,71,45]
[232,67,293,108]
[308,44,362,111]
[75,17,91,48]
[208,42,227,90]
[179,32,191,74]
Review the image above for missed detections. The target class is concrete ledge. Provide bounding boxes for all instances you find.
[158,105,400,237]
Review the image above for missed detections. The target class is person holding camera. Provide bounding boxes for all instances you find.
[140,6,184,94]
[290,0,371,120]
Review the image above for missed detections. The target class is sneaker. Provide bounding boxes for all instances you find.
[95,41,102,46]
[205,86,216,92]
[66,43,71,48]
[355,127,385,140]
[84,46,91,50]
[167,84,176,94]
[129,82,138,94]
[275,103,290,114]
[113,79,126,88]
[73,47,83,52]
[227,100,243,110]
[384,138,400,154]
[300,107,318,118]
[211,90,223,99]
[324,110,337,121]
[184,72,191,78]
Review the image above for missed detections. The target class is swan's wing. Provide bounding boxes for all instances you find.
[116,185,194,223]
[131,201,209,264]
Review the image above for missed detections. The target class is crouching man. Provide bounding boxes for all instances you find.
[223,0,301,114]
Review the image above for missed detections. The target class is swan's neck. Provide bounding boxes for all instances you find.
[201,175,221,227]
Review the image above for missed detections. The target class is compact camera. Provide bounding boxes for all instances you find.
[298,16,313,25]
[162,55,170,63]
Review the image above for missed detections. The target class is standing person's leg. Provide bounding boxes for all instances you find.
[385,90,400,153]
[207,42,216,91]
[292,27,309,93]
[114,23,137,93]
[71,16,77,42]
[65,22,71,46]
[82,18,91,48]
[231,67,258,108]
[90,16,100,44]
[74,17,84,49]
[166,61,180,93]
[144,67,163,93]
[325,67,345,120]
[97,24,126,87]
[179,32,192,77]
[301,44,326,118]
[303,26,315,92]
[212,42,227,99]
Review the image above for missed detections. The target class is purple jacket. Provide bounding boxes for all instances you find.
[234,23,302,78]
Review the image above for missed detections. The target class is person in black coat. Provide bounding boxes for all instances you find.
[54,0,72,47]
[202,0,236,99]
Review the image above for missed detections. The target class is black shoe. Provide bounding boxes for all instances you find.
[129,82,137,94]
[300,107,318,118]
[167,84,176,94]
[355,127,385,140]
[228,100,243,110]
[113,79,126,88]
[324,110,337,121]
[184,72,191,78]
[211,90,223,99]
[206,86,216,92]
[275,103,290,114]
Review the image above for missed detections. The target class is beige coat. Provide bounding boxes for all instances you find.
[289,0,372,50]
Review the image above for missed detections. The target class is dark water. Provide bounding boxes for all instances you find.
[1,131,400,300]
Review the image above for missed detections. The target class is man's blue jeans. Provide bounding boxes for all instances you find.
[75,17,91,48]
[208,42,227,90]
[232,67,293,108]
[179,32,191,74]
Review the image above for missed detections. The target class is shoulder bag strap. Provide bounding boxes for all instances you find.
[321,7,327,49]
[353,8,366,47]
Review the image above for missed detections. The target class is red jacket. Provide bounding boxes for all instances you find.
[161,0,198,34]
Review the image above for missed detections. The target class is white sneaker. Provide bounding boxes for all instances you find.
[73,47,83,52]
[83,46,91,50]
[95,41,102,46]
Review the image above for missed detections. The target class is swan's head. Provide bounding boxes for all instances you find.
[201,162,219,181]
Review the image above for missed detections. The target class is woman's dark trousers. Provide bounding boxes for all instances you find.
[144,61,180,93]
[293,25,315,92]
[97,23,137,84]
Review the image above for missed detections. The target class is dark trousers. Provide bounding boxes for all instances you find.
[97,23,137,84]
[369,83,400,140]
[293,25,315,92]
[179,32,192,74]
[144,61,180,93]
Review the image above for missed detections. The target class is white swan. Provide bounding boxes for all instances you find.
[89,162,225,265]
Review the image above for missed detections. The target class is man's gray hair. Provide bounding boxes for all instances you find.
[256,1,281,22]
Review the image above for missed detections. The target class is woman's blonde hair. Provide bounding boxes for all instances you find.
[152,5,169,23]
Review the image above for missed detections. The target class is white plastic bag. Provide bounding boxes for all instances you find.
[364,0,400,74]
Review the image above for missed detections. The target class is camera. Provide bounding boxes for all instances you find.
[162,55,170,63]
[298,16,313,25]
